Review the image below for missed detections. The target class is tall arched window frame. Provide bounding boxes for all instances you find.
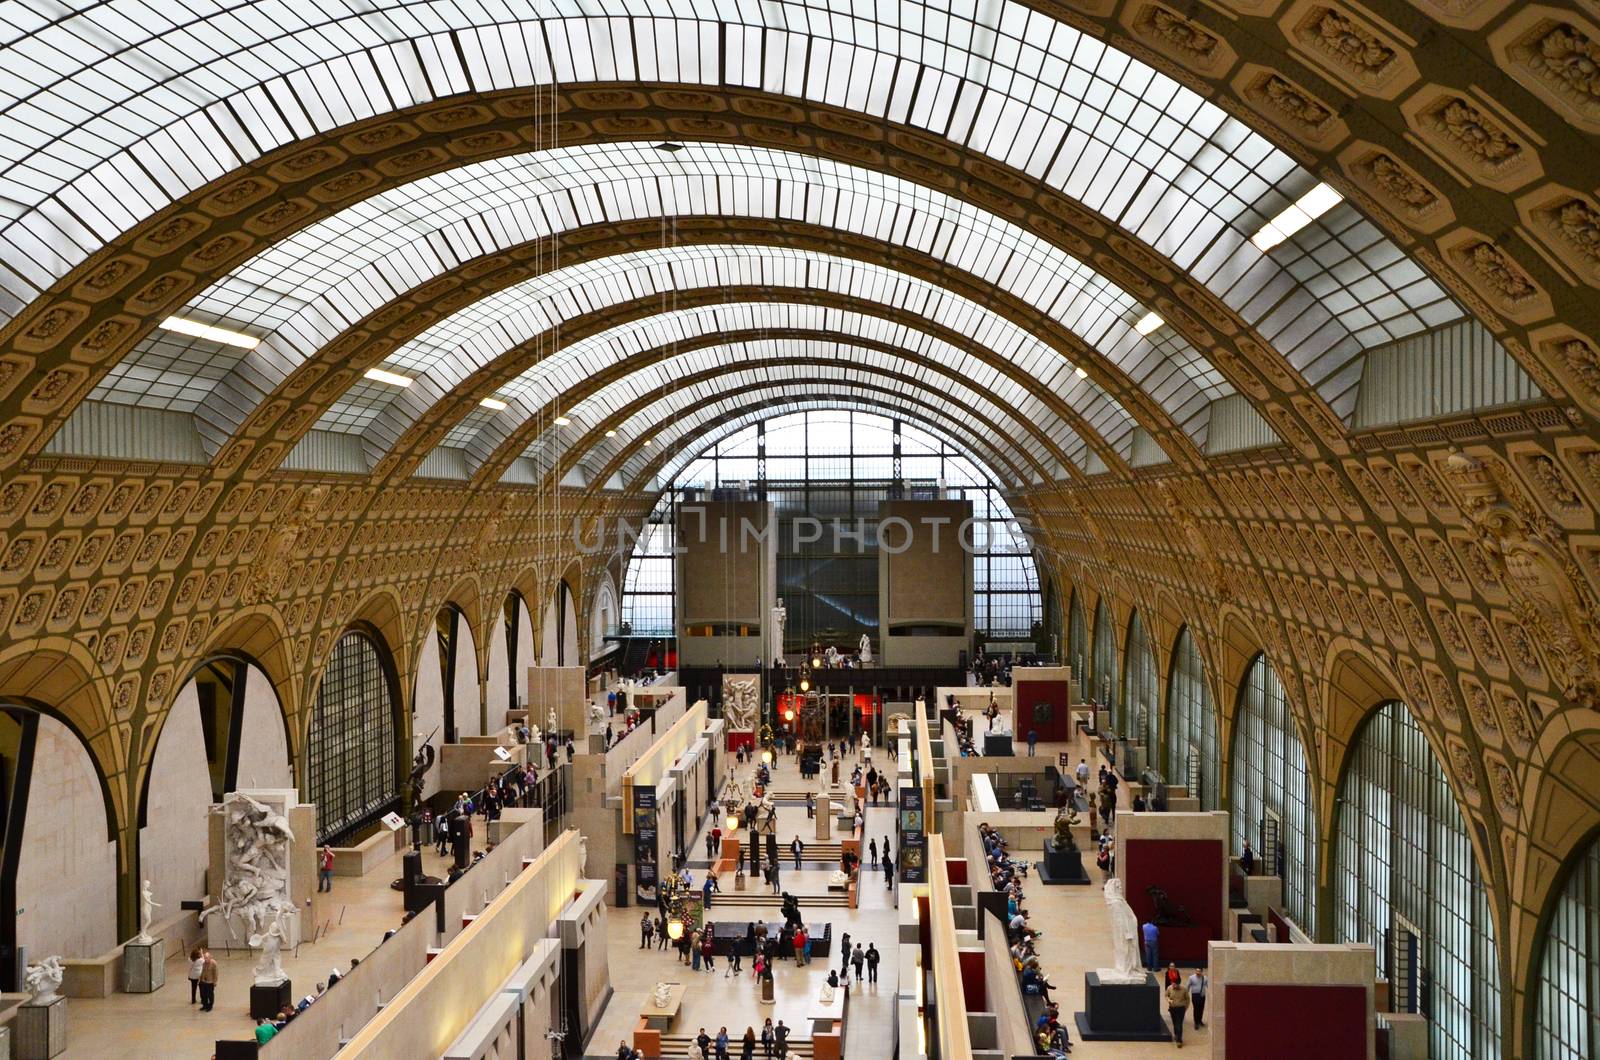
[1092,600,1120,727]
[1164,628,1218,809]
[1334,701,1500,1059]
[306,630,399,844]
[1123,612,1159,766]
[1230,654,1318,932]
[1535,836,1600,1060]
[1067,591,1089,702]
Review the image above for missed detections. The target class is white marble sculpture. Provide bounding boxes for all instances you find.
[579,833,589,876]
[587,700,605,726]
[248,910,290,985]
[825,645,839,667]
[859,634,872,663]
[131,879,160,945]
[1097,878,1147,983]
[651,982,673,1009]
[724,676,760,731]
[548,706,559,734]
[771,600,787,666]
[202,791,297,973]
[819,981,836,1004]
[24,956,64,1005]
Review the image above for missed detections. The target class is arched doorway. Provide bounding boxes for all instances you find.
[0,703,119,988]
[1163,627,1218,809]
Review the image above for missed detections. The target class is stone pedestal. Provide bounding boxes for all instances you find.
[122,939,166,993]
[760,976,775,1005]
[1073,972,1170,1041]
[815,801,831,840]
[250,978,293,1020]
[16,997,66,1060]
[1037,844,1091,885]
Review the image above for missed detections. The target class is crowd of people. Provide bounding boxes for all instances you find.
[977,822,1073,1055]
[246,958,362,1044]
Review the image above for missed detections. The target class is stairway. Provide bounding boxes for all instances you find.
[708,891,852,908]
[657,1034,815,1058]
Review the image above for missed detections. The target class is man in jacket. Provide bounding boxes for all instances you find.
[198,949,219,1011]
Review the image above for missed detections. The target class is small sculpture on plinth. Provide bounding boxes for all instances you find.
[587,700,605,727]
[858,634,872,664]
[131,879,160,945]
[651,981,672,1009]
[1051,803,1080,853]
[24,956,64,1005]
[547,707,559,736]
[579,833,589,876]
[249,910,291,985]
[819,980,836,1004]
[780,891,802,928]
[1097,878,1147,983]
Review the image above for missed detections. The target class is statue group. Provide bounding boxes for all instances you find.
[202,791,298,984]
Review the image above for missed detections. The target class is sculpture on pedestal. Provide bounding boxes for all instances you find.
[651,982,672,1009]
[131,879,160,945]
[248,910,290,985]
[587,700,605,727]
[858,634,872,664]
[1146,885,1195,927]
[1051,803,1080,853]
[24,956,64,1005]
[548,706,559,735]
[1097,878,1147,983]
[579,833,589,876]
[202,792,298,983]
[771,600,787,666]
[408,737,437,807]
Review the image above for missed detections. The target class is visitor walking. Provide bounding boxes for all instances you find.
[761,1018,775,1059]
[791,835,804,870]
[865,943,880,983]
[319,844,335,892]
[851,943,865,981]
[1027,729,1038,756]
[741,1027,756,1060]
[1166,978,1190,1047]
[641,911,654,948]
[1187,968,1208,1027]
[656,915,669,950]
[716,1026,730,1060]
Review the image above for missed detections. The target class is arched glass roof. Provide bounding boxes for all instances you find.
[501,340,1078,486]
[548,381,1040,491]
[4,4,1461,424]
[307,244,1144,457]
[436,302,1096,469]
[93,143,1198,449]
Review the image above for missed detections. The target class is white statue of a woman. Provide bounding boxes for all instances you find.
[859,634,872,663]
[249,910,290,984]
[132,879,160,944]
[1097,877,1146,982]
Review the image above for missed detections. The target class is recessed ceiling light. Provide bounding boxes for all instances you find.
[479,397,508,411]
[363,367,413,387]
[654,142,684,153]
[160,315,259,349]
[1134,311,1164,336]
[644,438,654,446]
[554,416,571,426]
[1251,182,1343,251]
[1074,367,1088,380]
[605,429,617,437]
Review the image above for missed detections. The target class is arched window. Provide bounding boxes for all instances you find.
[1164,628,1218,809]
[1067,590,1088,702]
[1091,599,1119,725]
[1230,654,1318,932]
[306,630,399,844]
[1535,835,1600,1059]
[1123,612,1159,765]
[1334,702,1500,1059]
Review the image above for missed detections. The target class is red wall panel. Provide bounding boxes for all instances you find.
[947,859,967,885]
[959,950,987,1013]
[1123,838,1224,963]
[1012,680,1073,742]
[1224,984,1367,1059]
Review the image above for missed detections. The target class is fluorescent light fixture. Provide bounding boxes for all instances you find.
[479,397,508,411]
[605,429,617,437]
[160,315,259,349]
[1134,311,1164,336]
[554,416,571,426]
[363,367,412,387]
[1251,182,1343,251]
[1074,366,1088,380]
